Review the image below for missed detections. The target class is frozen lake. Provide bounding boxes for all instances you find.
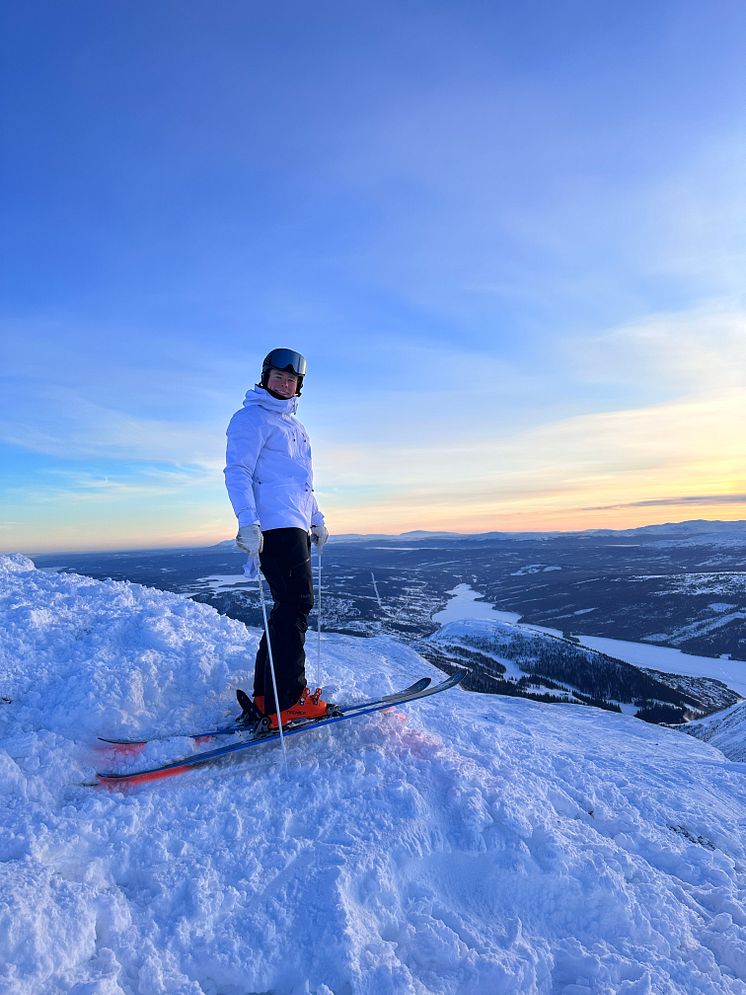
[433,584,746,699]
[432,583,522,625]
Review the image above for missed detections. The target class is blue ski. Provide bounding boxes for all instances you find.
[96,672,464,785]
[97,678,432,747]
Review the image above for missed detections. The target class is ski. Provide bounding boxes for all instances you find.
[97,677,433,747]
[96,671,464,785]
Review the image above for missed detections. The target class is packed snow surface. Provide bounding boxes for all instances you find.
[3,554,746,994]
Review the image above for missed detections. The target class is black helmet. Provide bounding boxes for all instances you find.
[261,348,307,396]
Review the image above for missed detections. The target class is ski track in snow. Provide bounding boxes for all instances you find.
[3,554,746,994]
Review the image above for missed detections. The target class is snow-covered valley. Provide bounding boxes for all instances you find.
[3,554,746,994]
[432,582,746,698]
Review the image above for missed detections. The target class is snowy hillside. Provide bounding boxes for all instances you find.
[686,702,746,763]
[419,616,737,719]
[3,555,746,994]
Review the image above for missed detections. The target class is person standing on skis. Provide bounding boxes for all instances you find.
[224,348,329,728]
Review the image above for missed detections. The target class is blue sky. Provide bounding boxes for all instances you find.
[2,1,745,552]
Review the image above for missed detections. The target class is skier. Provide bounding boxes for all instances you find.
[224,348,329,728]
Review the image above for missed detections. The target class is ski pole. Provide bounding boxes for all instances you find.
[316,551,322,690]
[257,573,288,777]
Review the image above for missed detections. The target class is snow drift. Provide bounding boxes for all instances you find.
[2,554,746,994]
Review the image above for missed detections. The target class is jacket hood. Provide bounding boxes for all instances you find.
[242,385,299,415]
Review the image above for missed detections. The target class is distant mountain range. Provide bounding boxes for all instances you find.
[586,519,746,543]
[213,519,746,548]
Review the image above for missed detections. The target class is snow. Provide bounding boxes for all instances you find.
[181,573,256,596]
[433,582,746,700]
[687,701,746,763]
[432,584,521,625]
[667,572,746,596]
[429,619,528,683]
[575,635,746,699]
[4,556,746,993]
[655,610,746,645]
[509,564,562,577]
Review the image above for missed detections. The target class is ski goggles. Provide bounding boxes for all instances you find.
[265,348,307,377]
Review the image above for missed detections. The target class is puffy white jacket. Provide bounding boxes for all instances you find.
[224,386,325,532]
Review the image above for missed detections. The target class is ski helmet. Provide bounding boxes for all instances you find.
[261,347,307,396]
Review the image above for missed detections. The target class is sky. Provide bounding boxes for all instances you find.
[1,0,745,553]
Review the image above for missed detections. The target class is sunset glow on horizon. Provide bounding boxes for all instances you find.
[2,3,745,555]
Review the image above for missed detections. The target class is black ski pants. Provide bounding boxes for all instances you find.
[253,527,314,714]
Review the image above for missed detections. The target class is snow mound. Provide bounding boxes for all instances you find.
[0,552,36,574]
[0,555,254,739]
[3,556,746,994]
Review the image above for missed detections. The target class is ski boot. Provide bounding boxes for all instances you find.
[265,687,331,730]
[235,688,264,726]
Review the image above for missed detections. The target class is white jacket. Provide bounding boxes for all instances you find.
[224,386,325,532]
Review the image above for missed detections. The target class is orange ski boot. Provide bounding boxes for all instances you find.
[267,687,328,729]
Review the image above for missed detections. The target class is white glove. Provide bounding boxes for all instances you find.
[310,524,329,552]
[236,524,263,556]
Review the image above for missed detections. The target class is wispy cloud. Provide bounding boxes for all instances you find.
[569,302,746,398]
[0,381,226,467]
[585,494,746,511]
[2,465,219,505]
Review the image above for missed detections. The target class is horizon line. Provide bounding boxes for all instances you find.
[14,516,746,558]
